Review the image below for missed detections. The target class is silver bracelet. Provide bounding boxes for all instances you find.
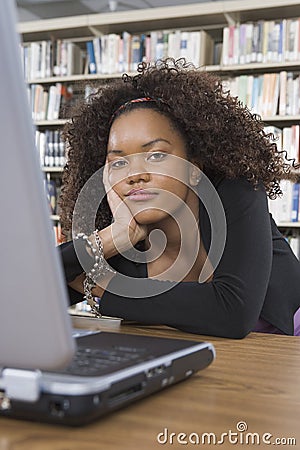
[90,229,116,282]
[83,276,101,318]
[74,231,116,318]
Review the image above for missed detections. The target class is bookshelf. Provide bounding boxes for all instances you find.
[18,0,300,249]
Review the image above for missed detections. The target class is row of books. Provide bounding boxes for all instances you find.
[29,82,63,121]
[29,82,96,121]
[21,29,214,79]
[266,125,300,224]
[36,129,66,168]
[29,70,300,124]
[86,30,214,74]
[21,40,85,80]
[264,124,300,164]
[223,71,300,117]
[283,233,300,260]
[269,182,300,224]
[44,174,61,216]
[222,17,300,66]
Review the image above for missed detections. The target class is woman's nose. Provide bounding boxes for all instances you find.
[127,171,151,184]
[126,155,151,184]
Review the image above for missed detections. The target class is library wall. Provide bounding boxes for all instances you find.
[19,0,300,258]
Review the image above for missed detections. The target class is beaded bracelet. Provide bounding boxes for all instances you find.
[74,231,116,317]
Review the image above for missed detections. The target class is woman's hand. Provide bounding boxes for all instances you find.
[102,165,147,254]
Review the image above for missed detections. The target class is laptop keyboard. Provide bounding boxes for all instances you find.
[60,345,154,376]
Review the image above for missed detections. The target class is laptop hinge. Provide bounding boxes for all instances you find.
[1,368,41,402]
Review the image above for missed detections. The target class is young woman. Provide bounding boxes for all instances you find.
[59,58,300,338]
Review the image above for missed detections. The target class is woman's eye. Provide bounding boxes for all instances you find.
[110,159,128,169]
[147,152,168,162]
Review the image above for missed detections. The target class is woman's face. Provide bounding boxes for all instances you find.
[106,108,196,225]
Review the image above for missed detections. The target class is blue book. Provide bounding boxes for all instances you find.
[86,41,96,74]
[291,183,300,222]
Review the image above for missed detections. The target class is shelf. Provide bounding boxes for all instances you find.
[27,72,136,84]
[34,116,300,128]
[42,166,64,172]
[26,63,300,86]
[50,214,60,221]
[35,119,68,126]
[262,116,300,126]
[277,222,300,228]
[205,61,300,75]
[18,0,300,41]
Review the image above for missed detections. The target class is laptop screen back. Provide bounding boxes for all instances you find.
[0,0,75,370]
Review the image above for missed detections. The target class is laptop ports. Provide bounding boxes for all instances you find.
[145,364,167,378]
[49,398,70,417]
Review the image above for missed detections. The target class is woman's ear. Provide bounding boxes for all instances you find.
[189,162,202,186]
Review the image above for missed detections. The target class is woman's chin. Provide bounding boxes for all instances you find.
[133,209,170,225]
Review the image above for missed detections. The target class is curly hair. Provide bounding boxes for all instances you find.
[59,58,297,240]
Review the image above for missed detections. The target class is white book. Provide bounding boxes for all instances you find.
[173,30,182,60]
[286,72,294,115]
[280,19,287,62]
[168,32,175,59]
[256,75,264,116]
[47,85,57,121]
[278,180,294,222]
[45,41,52,77]
[290,125,300,164]
[266,21,275,62]
[268,197,280,223]
[122,31,131,72]
[108,34,119,74]
[68,42,81,76]
[272,22,281,62]
[239,24,247,64]
[155,30,164,60]
[222,27,229,65]
[262,21,269,63]
[118,36,124,72]
[233,26,239,64]
[40,40,47,78]
[179,31,190,61]
[245,23,253,64]
[30,42,40,79]
[261,73,270,116]
[286,19,298,61]
[279,71,287,116]
[100,35,108,74]
[246,75,254,110]
[37,84,45,121]
[150,31,157,63]
[282,126,292,159]
[189,31,201,67]
[41,91,48,121]
[53,83,62,120]
[290,237,300,259]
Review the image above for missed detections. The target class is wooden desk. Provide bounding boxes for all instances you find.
[0,325,299,449]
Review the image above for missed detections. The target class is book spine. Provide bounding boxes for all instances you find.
[86,41,96,74]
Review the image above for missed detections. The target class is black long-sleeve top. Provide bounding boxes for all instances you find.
[59,177,300,338]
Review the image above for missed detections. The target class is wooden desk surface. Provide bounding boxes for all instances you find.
[0,324,299,450]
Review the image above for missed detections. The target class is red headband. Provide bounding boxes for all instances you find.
[110,97,159,125]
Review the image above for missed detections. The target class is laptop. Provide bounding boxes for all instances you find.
[0,0,215,426]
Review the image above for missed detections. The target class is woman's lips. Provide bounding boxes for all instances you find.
[126,189,158,201]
